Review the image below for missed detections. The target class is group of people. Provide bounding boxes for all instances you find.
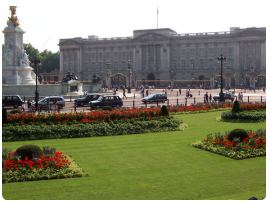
[203,92,213,103]
[139,85,150,98]
[185,89,192,98]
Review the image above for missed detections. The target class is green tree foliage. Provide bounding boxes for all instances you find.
[40,50,59,73]
[24,43,59,73]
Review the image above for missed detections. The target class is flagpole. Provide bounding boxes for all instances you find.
[157,7,159,29]
[157,7,158,29]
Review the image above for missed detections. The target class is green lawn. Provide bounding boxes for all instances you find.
[2,111,266,200]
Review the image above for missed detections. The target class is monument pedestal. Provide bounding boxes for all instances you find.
[2,6,36,85]
[62,80,83,96]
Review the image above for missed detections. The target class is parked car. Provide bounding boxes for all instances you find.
[2,95,24,108]
[142,94,168,104]
[31,96,65,110]
[89,95,123,109]
[213,92,236,102]
[74,94,101,107]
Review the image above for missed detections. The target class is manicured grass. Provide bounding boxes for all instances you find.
[2,111,266,200]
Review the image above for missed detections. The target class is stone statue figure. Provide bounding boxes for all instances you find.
[8,6,19,27]
[2,49,13,66]
[62,72,78,82]
[20,51,30,66]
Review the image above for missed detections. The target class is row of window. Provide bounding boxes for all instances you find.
[83,51,133,62]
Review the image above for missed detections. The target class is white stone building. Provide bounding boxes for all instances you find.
[59,27,266,89]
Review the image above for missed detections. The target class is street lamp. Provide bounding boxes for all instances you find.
[127,60,131,93]
[32,57,41,112]
[217,54,226,102]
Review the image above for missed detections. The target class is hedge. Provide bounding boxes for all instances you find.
[3,117,181,142]
[221,110,266,122]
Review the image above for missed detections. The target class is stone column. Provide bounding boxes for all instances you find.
[59,51,64,81]
[232,42,240,86]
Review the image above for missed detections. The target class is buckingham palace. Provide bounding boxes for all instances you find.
[59,27,266,89]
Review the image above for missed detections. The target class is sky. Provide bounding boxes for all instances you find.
[0,0,269,52]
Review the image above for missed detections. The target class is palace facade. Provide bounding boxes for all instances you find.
[59,27,266,88]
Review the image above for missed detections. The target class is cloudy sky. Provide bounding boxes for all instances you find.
[1,0,268,52]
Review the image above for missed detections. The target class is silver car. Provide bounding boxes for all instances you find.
[32,96,65,110]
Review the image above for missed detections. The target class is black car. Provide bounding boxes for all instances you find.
[3,95,24,108]
[142,94,168,104]
[213,92,236,102]
[74,94,101,107]
[89,95,123,109]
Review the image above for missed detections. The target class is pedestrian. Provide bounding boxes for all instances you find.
[204,92,208,103]
[146,89,149,96]
[123,88,127,99]
[27,99,31,109]
[209,94,212,103]
[179,88,181,95]
[238,92,241,101]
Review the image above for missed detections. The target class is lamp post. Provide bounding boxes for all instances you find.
[217,54,226,102]
[127,60,131,93]
[33,58,41,112]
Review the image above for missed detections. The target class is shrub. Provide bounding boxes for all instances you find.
[232,100,241,113]
[16,145,43,160]
[3,108,7,123]
[227,129,249,142]
[160,105,169,116]
[3,117,181,142]
[221,110,266,122]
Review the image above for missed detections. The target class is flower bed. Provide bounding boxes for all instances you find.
[192,129,266,160]
[2,147,84,183]
[168,103,232,113]
[169,102,265,114]
[5,108,162,125]
[240,103,266,111]
[4,103,265,125]
[3,117,181,141]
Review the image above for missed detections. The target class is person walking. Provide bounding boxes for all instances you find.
[209,93,212,103]
[27,99,32,112]
[146,89,149,96]
[204,92,209,103]
[123,88,127,99]
[179,88,181,95]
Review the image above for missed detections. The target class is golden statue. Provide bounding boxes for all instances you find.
[8,6,19,27]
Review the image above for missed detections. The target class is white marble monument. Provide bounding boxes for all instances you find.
[2,6,35,85]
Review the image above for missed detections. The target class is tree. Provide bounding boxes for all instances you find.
[24,44,59,73]
[40,50,59,73]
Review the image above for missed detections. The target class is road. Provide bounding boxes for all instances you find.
[59,88,266,113]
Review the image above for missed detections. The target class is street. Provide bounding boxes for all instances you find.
[59,88,266,113]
